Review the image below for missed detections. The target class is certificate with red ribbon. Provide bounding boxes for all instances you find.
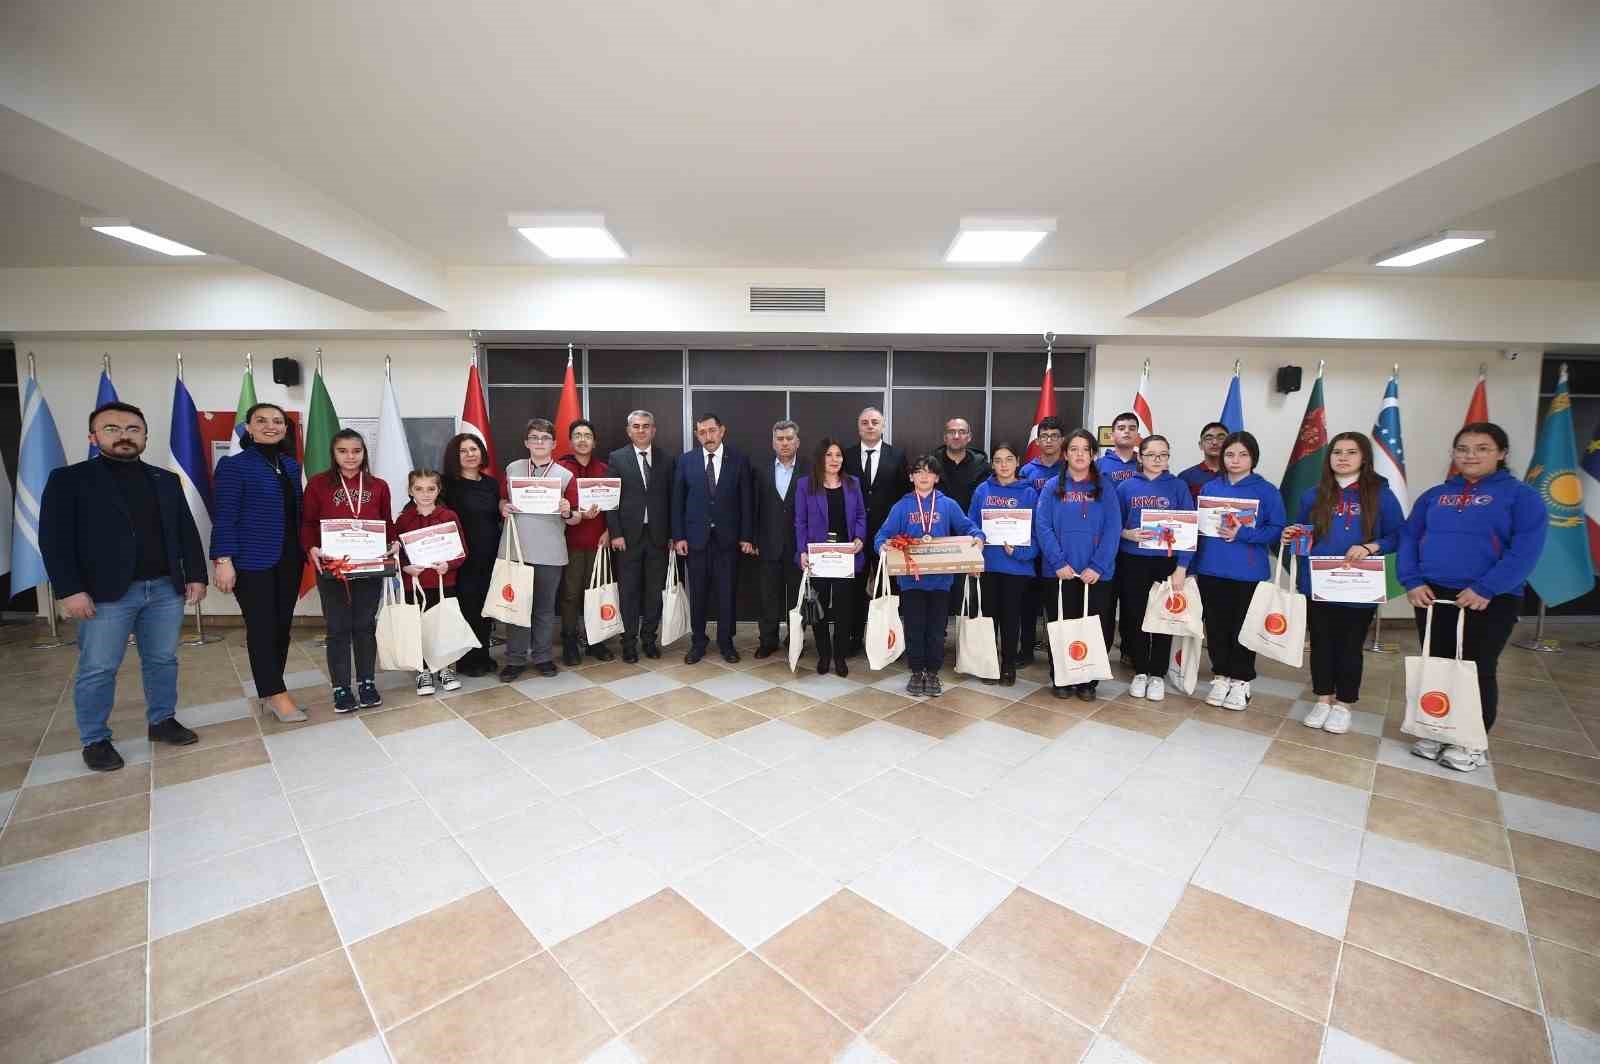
[319,519,389,574]
[1138,510,1198,553]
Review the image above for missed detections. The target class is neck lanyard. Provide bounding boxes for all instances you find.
[530,459,553,477]
[913,490,937,540]
[342,472,364,517]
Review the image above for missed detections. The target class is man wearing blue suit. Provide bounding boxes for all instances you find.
[671,413,755,663]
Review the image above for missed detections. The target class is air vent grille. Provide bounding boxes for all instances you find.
[749,286,826,313]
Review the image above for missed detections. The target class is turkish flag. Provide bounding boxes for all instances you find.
[553,354,581,459]
[1023,354,1056,464]
[460,362,497,477]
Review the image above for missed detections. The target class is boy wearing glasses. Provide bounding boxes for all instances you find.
[497,418,582,680]
[1180,422,1230,499]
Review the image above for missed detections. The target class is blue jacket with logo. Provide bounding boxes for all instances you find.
[1019,457,1064,494]
[1397,470,1547,599]
[1292,480,1405,604]
[1096,449,1139,487]
[1035,475,1121,582]
[1116,473,1196,567]
[874,490,982,592]
[1192,472,1287,583]
[966,476,1039,577]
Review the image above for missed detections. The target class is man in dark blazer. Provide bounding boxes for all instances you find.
[605,409,676,662]
[751,419,802,658]
[671,412,755,663]
[841,405,908,653]
[40,401,207,771]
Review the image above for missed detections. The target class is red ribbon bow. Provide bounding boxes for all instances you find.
[1158,526,1176,557]
[321,556,357,603]
[885,533,922,579]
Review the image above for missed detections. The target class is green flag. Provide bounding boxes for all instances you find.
[1279,365,1328,518]
[302,369,340,483]
[228,367,258,455]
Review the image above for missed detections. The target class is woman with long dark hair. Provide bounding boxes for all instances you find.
[794,437,867,677]
[1282,432,1404,735]
[1398,421,1545,772]
[1114,433,1194,702]
[441,432,501,676]
[967,442,1037,686]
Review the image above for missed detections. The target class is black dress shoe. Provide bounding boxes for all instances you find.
[643,641,661,659]
[82,739,124,772]
[590,642,615,662]
[622,646,640,664]
[561,637,582,667]
[685,646,706,665]
[816,655,830,675]
[833,658,849,678]
[148,717,199,745]
[721,648,741,664]
[1076,683,1096,702]
[1052,685,1073,700]
[1000,669,1017,687]
[535,661,559,677]
[498,663,527,683]
[754,644,777,660]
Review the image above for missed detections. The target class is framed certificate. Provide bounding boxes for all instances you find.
[1310,556,1387,604]
[807,544,854,578]
[508,477,563,514]
[577,478,622,511]
[399,524,466,568]
[1138,510,1199,552]
[1197,495,1261,538]
[981,508,1032,546]
[319,519,389,574]
[883,535,986,576]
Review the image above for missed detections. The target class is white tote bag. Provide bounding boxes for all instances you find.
[788,569,810,672]
[375,576,424,673]
[659,552,691,647]
[955,575,1000,680]
[1239,553,1307,668]
[1047,582,1113,688]
[417,577,481,672]
[584,547,626,644]
[864,560,905,670]
[1167,632,1201,696]
[1403,601,1488,750]
[482,520,535,627]
[1143,577,1204,638]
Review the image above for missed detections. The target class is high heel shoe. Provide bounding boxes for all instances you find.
[263,693,307,723]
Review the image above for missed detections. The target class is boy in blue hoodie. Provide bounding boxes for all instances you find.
[1192,431,1286,711]
[1017,416,1067,667]
[1035,430,1122,701]
[967,443,1039,686]
[1113,435,1195,702]
[875,454,984,697]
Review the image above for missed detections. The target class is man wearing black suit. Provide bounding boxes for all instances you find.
[842,406,908,653]
[671,413,755,664]
[752,419,802,658]
[605,410,676,663]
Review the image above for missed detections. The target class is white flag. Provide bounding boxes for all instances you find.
[375,372,414,520]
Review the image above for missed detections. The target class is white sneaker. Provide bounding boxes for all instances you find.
[1129,674,1150,699]
[1440,745,1488,772]
[1303,702,1332,730]
[1323,704,1352,735]
[438,666,462,693]
[415,671,435,697]
[1222,680,1250,711]
[1205,676,1232,707]
[1411,738,1443,761]
[1145,677,1165,702]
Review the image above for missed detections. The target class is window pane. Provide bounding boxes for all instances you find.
[586,387,685,457]
[589,349,683,385]
[484,347,570,385]
[788,391,885,452]
[891,390,986,463]
[688,390,787,468]
[892,350,986,387]
[989,389,1085,446]
[689,349,886,387]
[992,350,1088,388]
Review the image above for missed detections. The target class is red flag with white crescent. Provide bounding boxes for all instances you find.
[1022,353,1056,464]
[460,361,498,477]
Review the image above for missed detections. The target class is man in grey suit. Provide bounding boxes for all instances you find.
[605,410,676,663]
[752,419,802,658]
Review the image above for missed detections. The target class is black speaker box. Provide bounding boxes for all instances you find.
[1276,365,1302,394]
[272,357,301,387]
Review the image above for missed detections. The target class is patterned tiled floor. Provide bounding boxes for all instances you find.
[2,617,1599,1063]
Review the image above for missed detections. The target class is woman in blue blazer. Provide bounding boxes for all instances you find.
[211,403,307,724]
[795,437,867,677]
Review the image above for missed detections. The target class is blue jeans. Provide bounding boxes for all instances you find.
[74,578,185,745]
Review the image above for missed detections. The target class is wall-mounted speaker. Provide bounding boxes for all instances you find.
[1276,365,1302,394]
[272,357,301,387]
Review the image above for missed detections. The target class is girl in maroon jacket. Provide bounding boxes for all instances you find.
[396,469,468,695]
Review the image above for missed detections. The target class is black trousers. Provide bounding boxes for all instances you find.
[900,587,952,672]
[232,558,302,698]
[617,538,669,648]
[454,558,495,668]
[981,572,1030,671]
[759,557,803,648]
[318,575,383,689]
[1117,553,1177,677]
[1197,574,1258,682]
[1020,575,1046,656]
[813,576,857,662]
[688,545,739,652]
[1043,578,1114,686]
[1308,602,1375,703]
[1413,585,1521,732]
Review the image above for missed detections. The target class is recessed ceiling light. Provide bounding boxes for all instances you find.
[81,217,205,256]
[1372,229,1494,268]
[946,216,1056,264]
[508,212,626,260]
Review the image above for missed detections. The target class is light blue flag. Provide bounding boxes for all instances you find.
[1219,370,1244,433]
[87,368,119,458]
[1525,364,1595,607]
[11,377,68,594]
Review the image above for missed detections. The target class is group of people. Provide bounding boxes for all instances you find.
[42,395,1543,778]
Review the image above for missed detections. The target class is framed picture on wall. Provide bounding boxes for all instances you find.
[1097,425,1114,446]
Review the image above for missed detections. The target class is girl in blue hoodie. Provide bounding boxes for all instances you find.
[1036,429,1122,701]
[1398,421,1546,772]
[875,454,984,698]
[1282,432,1404,737]
[1113,434,1195,702]
[967,443,1039,687]
[1192,431,1287,711]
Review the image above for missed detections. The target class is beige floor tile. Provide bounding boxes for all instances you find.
[386,952,611,1063]
[1105,951,1322,1064]
[736,687,817,717]
[759,890,945,1031]
[152,948,375,1063]
[582,660,653,683]
[152,885,341,1022]
[0,759,30,792]
[12,762,152,821]
[870,951,1093,1064]
[361,700,459,738]
[1498,698,1585,732]
[829,689,919,719]
[1154,886,1338,1021]
[0,883,146,995]
[543,686,624,718]
[1185,703,1284,737]
[440,685,531,717]
[553,889,742,1030]
[631,953,853,1062]
[575,701,665,738]
[934,687,1015,720]
[1520,878,1600,958]
[153,737,270,788]
[1018,685,1078,711]
[352,888,541,1029]
[1372,763,1502,824]
[884,703,975,739]
[742,662,796,686]
[680,702,768,738]
[788,703,873,738]
[1259,739,1375,790]
[1494,719,1599,755]
[1365,794,1512,869]
[1274,723,1381,760]
[0,945,145,1064]
[1333,945,1550,1064]
[1535,937,1600,1032]
[0,792,149,866]
[960,887,1144,1027]
[658,661,730,685]
[988,702,1083,738]
[466,701,561,738]
[636,687,722,718]
[1491,738,1600,783]
[1093,702,1184,739]
[151,717,258,759]
[1497,763,1600,814]
[1343,882,1538,1009]
[1510,829,1600,898]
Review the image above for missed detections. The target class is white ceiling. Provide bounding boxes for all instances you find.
[0,173,234,267]
[1,0,1596,287]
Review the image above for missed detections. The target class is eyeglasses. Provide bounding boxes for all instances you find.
[98,424,145,437]
[1037,431,1062,441]
[570,431,595,441]
[1453,445,1499,457]
[1142,452,1170,460]
[1201,432,1228,442]
[944,428,970,436]
[526,434,554,443]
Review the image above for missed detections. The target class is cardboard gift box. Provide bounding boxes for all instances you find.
[882,535,985,576]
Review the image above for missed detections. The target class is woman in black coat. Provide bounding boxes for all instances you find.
[441,432,503,676]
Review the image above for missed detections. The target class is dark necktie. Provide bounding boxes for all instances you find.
[864,449,875,490]
[639,451,650,487]
[706,452,717,497]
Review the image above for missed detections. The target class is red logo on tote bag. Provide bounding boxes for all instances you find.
[1420,691,1451,718]
[1263,613,1288,636]
[600,603,617,621]
[500,584,516,603]
[1068,641,1088,661]
[1165,593,1188,614]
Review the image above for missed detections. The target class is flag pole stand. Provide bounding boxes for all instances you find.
[32,582,69,650]
[1365,613,1398,653]
[181,599,223,647]
[1514,602,1563,653]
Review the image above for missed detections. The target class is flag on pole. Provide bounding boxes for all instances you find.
[460,360,497,475]
[375,368,414,520]
[0,449,12,579]
[1579,423,1600,565]
[297,365,340,596]
[166,373,213,561]
[228,364,258,456]
[1131,361,1155,438]
[1219,365,1244,433]
[87,366,118,459]
[1370,372,1409,599]
[11,376,68,594]
[552,350,581,459]
[1022,351,1056,464]
[1449,367,1489,476]
[1279,363,1329,517]
[1524,365,1594,607]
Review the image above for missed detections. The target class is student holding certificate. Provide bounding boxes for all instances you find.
[795,438,866,677]
[1035,430,1121,702]
[1114,434,1195,702]
[1282,432,1404,736]
[499,417,581,681]
[301,428,396,714]
[396,469,468,696]
[966,442,1037,686]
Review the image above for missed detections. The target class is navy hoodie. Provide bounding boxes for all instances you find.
[1116,472,1196,567]
[1035,474,1121,581]
[874,490,983,593]
[967,476,1039,577]
[1398,469,1547,599]
[1192,471,1287,582]
[1293,480,1405,604]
